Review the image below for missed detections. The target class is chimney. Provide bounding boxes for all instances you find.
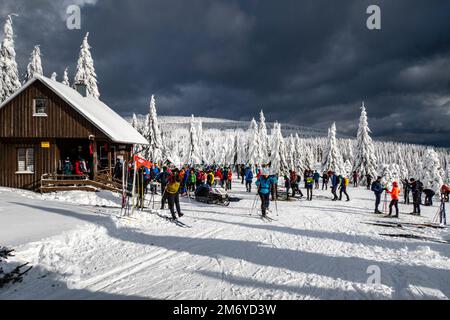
[74,82,87,97]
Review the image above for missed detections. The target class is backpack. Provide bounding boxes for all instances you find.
[344,177,349,187]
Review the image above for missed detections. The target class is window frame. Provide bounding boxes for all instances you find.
[16,147,35,174]
[33,98,48,117]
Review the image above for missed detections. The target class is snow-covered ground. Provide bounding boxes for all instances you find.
[1,181,449,300]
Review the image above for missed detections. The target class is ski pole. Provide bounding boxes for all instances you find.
[250,194,258,216]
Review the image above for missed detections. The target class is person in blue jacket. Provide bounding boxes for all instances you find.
[244,166,253,192]
[256,168,275,217]
[331,172,339,201]
[371,176,385,214]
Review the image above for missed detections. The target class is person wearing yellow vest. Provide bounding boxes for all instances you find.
[166,169,184,220]
[339,175,350,201]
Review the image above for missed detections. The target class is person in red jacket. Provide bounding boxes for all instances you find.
[227,169,233,190]
[386,181,401,218]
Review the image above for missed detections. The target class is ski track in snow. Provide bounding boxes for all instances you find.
[1,181,450,300]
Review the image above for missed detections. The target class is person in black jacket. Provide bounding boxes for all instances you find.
[371,176,384,214]
[157,166,171,209]
[402,178,411,204]
[322,172,329,190]
[410,178,423,215]
[423,188,435,206]
[284,174,291,200]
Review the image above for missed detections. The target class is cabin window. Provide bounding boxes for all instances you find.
[33,98,48,116]
[17,147,34,173]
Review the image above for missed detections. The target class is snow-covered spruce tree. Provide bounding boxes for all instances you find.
[24,45,43,82]
[259,110,270,159]
[422,148,444,193]
[247,118,260,168]
[187,115,202,165]
[380,163,400,189]
[62,67,70,86]
[269,122,288,175]
[50,72,57,81]
[352,102,377,184]
[74,32,100,99]
[146,95,164,162]
[322,122,344,175]
[0,15,21,102]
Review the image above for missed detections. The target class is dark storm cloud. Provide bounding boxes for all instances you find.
[2,0,450,146]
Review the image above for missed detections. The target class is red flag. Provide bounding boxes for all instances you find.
[133,155,152,169]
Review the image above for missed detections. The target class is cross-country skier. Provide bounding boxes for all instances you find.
[331,172,339,201]
[339,175,350,201]
[410,178,423,215]
[352,171,358,187]
[284,174,291,200]
[270,174,278,201]
[313,170,320,189]
[423,188,435,206]
[157,166,171,209]
[371,176,384,214]
[245,166,253,192]
[322,171,329,190]
[305,172,314,201]
[240,165,246,184]
[386,181,400,218]
[402,178,411,204]
[256,168,275,217]
[166,169,184,220]
[366,174,373,190]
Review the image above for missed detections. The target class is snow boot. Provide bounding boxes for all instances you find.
[178,212,184,218]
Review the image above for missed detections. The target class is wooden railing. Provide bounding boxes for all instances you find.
[40,172,122,193]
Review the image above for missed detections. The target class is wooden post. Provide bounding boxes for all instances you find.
[92,141,98,180]
[108,144,112,178]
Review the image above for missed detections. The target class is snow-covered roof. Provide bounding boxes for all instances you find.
[0,75,148,145]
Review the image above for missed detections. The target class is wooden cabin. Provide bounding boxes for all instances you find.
[0,75,148,191]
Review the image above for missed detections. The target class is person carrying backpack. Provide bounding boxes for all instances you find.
[402,178,411,204]
[331,172,339,201]
[256,169,275,217]
[410,178,422,215]
[166,170,184,220]
[63,157,73,176]
[313,170,320,189]
[339,175,350,201]
[245,167,253,192]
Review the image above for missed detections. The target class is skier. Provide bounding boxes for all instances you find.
[206,170,215,187]
[166,169,184,220]
[313,170,320,189]
[240,165,246,184]
[352,171,358,187]
[245,166,253,192]
[322,171,329,190]
[339,175,350,201]
[386,181,400,218]
[188,169,197,192]
[366,174,373,190]
[284,174,291,200]
[410,178,423,215]
[289,170,298,197]
[227,168,233,190]
[402,178,411,204]
[296,174,304,198]
[423,188,435,206]
[270,174,278,201]
[330,172,339,201]
[371,176,384,214]
[305,172,314,201]
[157,166,171,209]
[256,169,275,217]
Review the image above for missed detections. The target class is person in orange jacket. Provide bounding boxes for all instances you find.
[386,181,401,218]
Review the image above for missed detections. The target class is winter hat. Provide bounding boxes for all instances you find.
[392,181,398,187]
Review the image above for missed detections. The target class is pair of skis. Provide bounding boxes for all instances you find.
[261,215,276,222]
[155,212,191,228]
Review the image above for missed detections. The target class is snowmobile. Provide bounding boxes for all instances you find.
[194,184,230,206]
